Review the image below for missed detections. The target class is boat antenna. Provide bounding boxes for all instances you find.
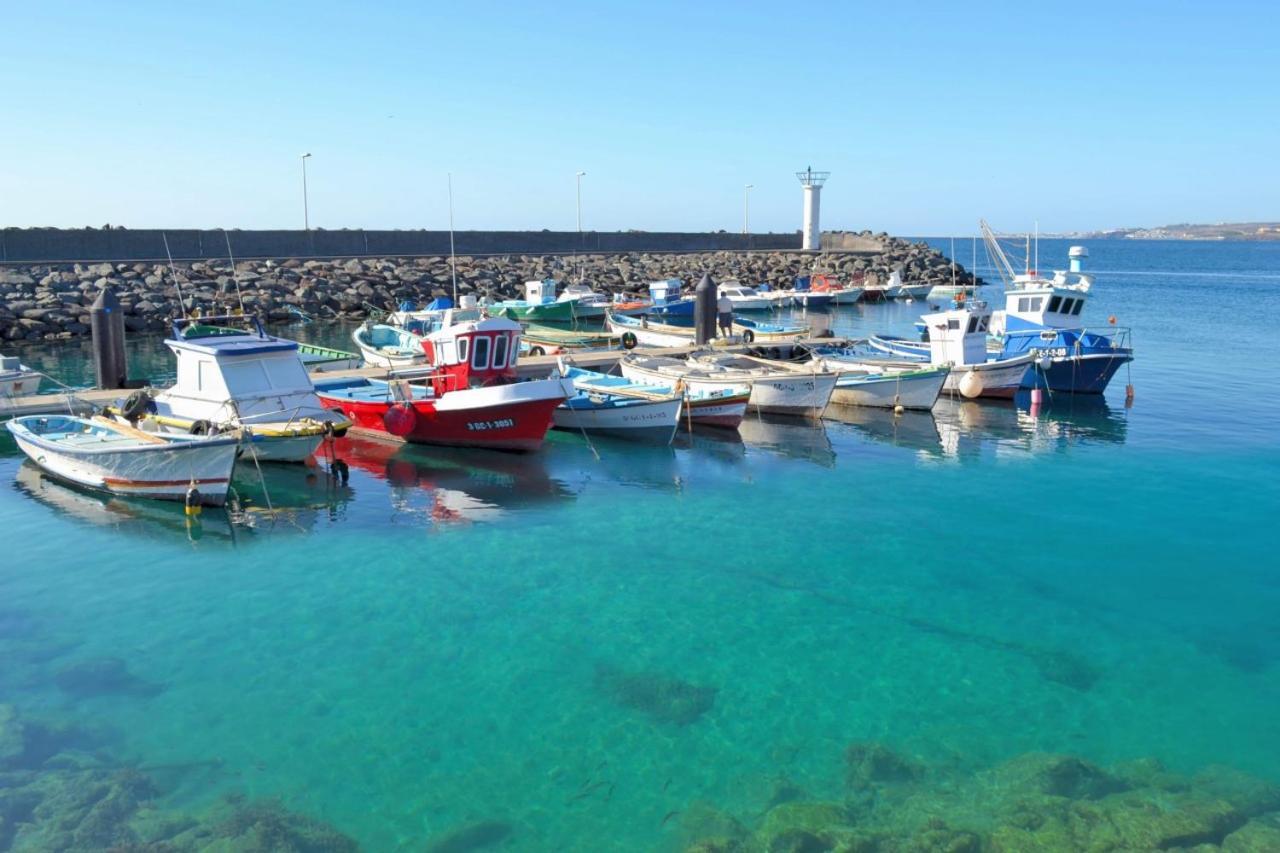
[447,172,458,305]
[979,219,1015,287]
[1034,219,1039,276]
[950,236,957,291]
[971,235,977,294]
[222,229,248,315]
[162,232,189,318]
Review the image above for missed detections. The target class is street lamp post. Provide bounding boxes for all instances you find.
[575,171,586,239]
[743,184,754,235]
[300,153,312,231]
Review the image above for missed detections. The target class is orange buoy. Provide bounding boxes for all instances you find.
[1108,315,1117,325]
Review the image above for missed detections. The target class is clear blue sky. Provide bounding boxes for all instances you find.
[1,1,1274,235]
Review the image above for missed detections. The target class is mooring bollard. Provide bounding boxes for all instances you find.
[90,285,128,389]
[694,273,716,345]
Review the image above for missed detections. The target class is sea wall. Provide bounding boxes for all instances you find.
[0,237,980,343]
[0,228,889,263]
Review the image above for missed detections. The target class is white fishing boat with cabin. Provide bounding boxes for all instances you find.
[113,315,352,462]
[1,354,41,402]
[718,282,773,312]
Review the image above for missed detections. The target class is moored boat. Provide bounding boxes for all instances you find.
[490,279,582,322]
[553,367,683,443]
[295,341,362,373]
[808,274,864,304]
[804,349,949,409]
[719,281,773,312]
[353,322,428,369]
[112,314,351,462]
[555,282,611,318]
[624,352,836,418]
[6,414,242,505]
[560,364,748,431]
[607,311,808,348]
[316,314,571,451]
[1,354,41,402]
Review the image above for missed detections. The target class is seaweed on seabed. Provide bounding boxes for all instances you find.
[205,794,359,852]
[593,664,718,726]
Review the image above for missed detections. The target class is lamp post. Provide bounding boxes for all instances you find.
[300,153,312,231]
[576,171,586,237]
[743,184,754,235]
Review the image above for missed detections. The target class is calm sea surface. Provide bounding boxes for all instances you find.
[1,239,1278,849]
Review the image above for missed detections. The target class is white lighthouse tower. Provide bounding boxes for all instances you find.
[796,166,829,251]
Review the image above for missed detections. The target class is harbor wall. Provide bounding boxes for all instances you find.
[0,228,887,264]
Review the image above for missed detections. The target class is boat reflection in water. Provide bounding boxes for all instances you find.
[737,414,836,468]
[933,394,1128,459]
[337,435,575,525]
[824,394,1127,460]
[13,462,237,543]
[544,433,685,494]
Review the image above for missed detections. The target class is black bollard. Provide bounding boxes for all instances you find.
[90,286,127,389]
[694,273,716,345]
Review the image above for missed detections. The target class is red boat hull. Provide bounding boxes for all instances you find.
[317,393,562,451]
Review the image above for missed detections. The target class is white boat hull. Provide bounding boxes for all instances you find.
[10,430,239,505]
[728,297,773,312]
[553,396,683,442]
[829,368,948,410]
[941,357,1033,399]
[355,340,425,369]
[621,360,835,418]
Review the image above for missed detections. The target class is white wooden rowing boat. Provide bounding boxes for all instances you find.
[6,415,241,505]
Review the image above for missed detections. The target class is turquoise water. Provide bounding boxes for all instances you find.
[2,240,1279,849]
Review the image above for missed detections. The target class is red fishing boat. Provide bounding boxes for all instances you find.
[315,316,572,451]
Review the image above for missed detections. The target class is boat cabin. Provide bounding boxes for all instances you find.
[162,315,322,420]
[921,302,993,367]
[648,279,684,305]
[720,283,762,299]
[524,279,557,304]
[998,246,1094,332]
[421,315,522,395]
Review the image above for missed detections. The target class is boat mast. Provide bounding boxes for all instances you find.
[161,232,189,318]
[950,236,957,290]
[223,230,248,314]
[447,172,458,305]
[1034,219,1039,275]
[979,219,1016,287]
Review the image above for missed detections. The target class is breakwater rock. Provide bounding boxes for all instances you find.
[0,237,979,343]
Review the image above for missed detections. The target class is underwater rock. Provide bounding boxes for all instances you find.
[986,752,1123,800]
[844,742,923,790]
[0,705,27,769]
[193,794,359,852]
[678,800,750,850]
[1028,648,1101,691]
[757,801,864,852]
[594,665,717,726]
[1222,814,1280,852]
[1192,765,1280,817]
[53,656,165,698]
[424,818,514,852]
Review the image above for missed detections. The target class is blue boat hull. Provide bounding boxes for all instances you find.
[1027,353,1131,394]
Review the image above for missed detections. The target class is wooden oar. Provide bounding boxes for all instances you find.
[92,415,170,444]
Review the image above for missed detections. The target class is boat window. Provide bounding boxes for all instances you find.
[264,356,309,389]
[472,335,490,369]
[977,315,989,333]
[456,337,469,363]
[966,317,979,334]
[1018,297,1031,312]
[509,336,520,364]
[1048,296,1062,312]
[1030,297,1044,311]
[221,361,273,394]
[492,333,509,369]
[947,319,960,330]
[1072,300,1084,315]
[1060,298,1075,314]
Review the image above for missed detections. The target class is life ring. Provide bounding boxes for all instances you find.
[189,419,214,435]
[120,389,153,422]
[741,329,755,344]
[811,274,831,291]
[621,331,638,350]
[382,403,418,437]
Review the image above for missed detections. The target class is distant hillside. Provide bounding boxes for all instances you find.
[1084,222,1280,241]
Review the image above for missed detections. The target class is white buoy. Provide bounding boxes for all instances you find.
[959,369,985,399]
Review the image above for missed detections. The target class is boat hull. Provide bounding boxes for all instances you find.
[941,358,1033,400]
[8,427,238,506]
[829,368,948,410]
[793,293,834,309]
[1029,352,1131,394]
[682,394,750,429]
[553,396,683,443]
[621,361,834,419]
[318,378,570,451]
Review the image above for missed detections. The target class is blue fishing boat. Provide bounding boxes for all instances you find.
[981,224,1134,394]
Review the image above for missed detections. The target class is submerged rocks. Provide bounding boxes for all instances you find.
[594,664,718,726]
[53,656,165,699]
[683,740,1280,853]
[424,818,514,852]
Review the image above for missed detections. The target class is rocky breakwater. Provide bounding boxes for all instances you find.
[0,236,979,343]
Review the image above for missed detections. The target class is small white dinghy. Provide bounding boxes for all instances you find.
[5,415,242,506]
